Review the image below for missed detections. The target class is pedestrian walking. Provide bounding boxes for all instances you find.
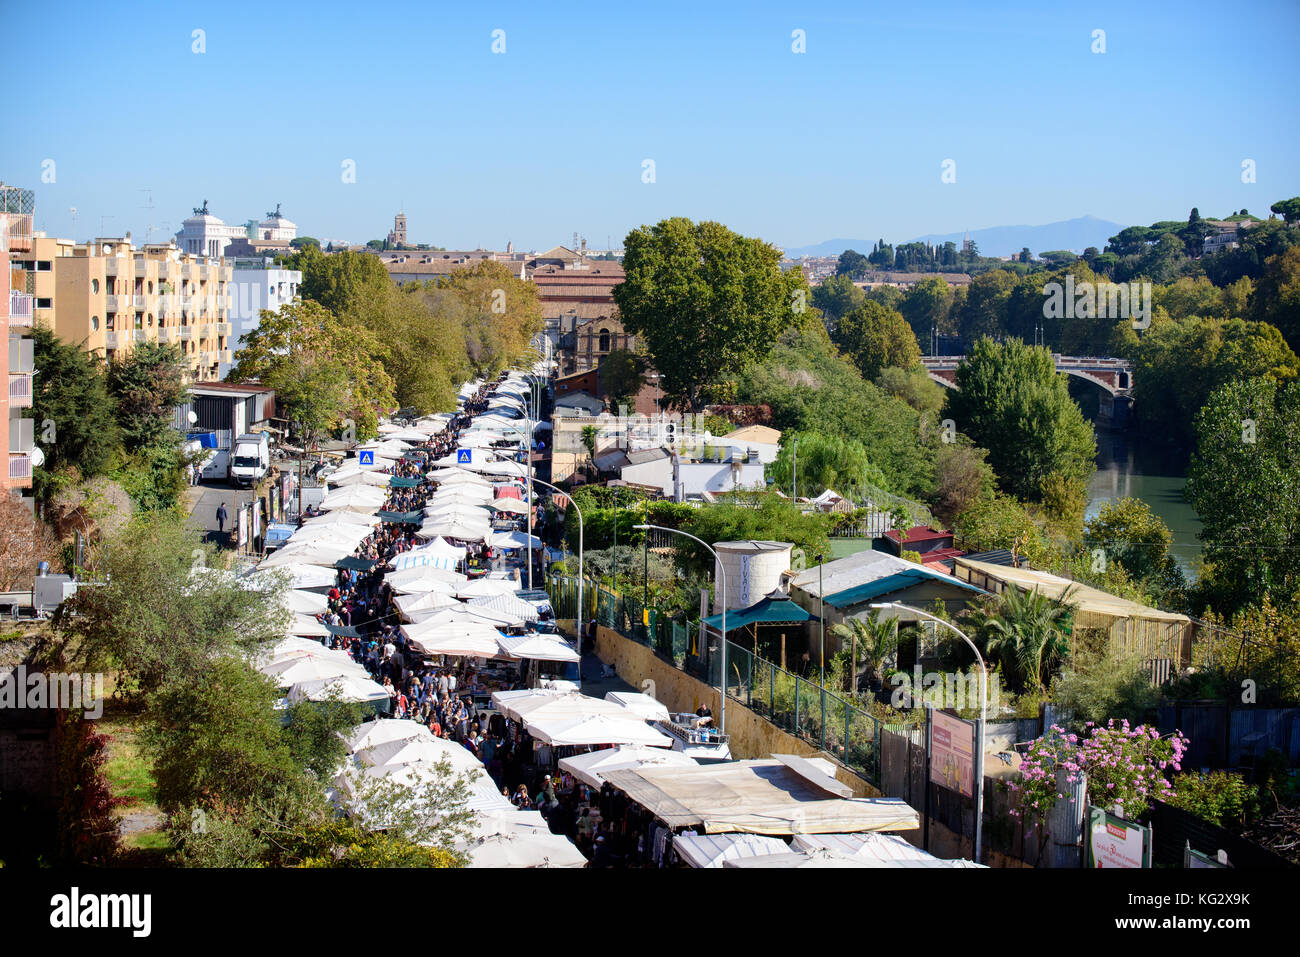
[216,502,228,534]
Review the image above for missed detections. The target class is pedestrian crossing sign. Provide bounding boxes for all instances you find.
[359,450,374,465]
[457,449,472,464]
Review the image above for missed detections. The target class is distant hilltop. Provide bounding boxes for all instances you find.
[784,216,1126,260]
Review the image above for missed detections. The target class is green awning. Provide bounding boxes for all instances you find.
[389,476,422,488]
[336,557,378,572]
[702,596,817,633]
[377,510,424,524]
[324,622,364,638]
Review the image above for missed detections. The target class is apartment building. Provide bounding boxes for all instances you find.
[225,257,302,377]
[24,236,234,382]
[1,184,36,495]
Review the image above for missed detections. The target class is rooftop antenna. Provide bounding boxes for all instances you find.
[69,207,78,242]
[140,188,155,242]
[98,215,115,237]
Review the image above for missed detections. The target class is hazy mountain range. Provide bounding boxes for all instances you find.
[783,216,1126,260]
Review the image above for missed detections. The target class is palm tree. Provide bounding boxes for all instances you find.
[580,425,599,479]
[831,613,901,691]
[971,585,1075,693]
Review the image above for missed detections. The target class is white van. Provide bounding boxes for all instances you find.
[200,449,230,483]
[230,433,271,487]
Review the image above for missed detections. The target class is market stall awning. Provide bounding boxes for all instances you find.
[388,476,422,488]
[336,556,378,572]
[702,596,817,633]
[377,510,425,524]
[602,759,921,836]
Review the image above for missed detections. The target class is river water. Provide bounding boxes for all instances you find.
[1085,429,1203,580]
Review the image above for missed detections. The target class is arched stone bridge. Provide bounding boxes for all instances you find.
[921,355,1134,394]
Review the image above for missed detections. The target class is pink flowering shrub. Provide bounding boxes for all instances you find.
[1009,720,1188,824]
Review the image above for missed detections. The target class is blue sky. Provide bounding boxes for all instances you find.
[5,0,1298,251]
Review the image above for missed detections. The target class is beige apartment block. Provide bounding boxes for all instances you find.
[26,235,234,382]
[1,184,36,494]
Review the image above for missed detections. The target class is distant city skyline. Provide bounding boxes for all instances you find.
[4,1,1298,252]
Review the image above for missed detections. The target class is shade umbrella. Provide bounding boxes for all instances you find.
[344,718,434,753]
[354,736,483,772]
[276,589,328,616]
[525,713,674,748]
[491,497,529,515]
[287,613,334,638]
[288,674,389,705]
[467,592,540,623]
[263,654,370,686]
[283,523,373,550]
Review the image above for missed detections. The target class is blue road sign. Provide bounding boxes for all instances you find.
[456,449,472,464]
[359,450,374,465]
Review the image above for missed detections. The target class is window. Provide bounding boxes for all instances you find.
[91,316,100,331]
[598,329,610,352]
[135,313,143,330]
[36,298,52,309]
[91,279,100,294]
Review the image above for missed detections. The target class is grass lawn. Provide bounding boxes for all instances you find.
[101,705,173,864]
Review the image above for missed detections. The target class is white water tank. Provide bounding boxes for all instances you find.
[712,540,793,613]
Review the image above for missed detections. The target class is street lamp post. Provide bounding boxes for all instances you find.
[634,523,726,734]
[870,600,987,864]
[529,476,583,686]
[816,554,824,686]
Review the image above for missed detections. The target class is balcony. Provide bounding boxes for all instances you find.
[132,295,146,309]
[9,336,33,374]
[134,329,150,343]
[177,326,193,340]
[8,292,33,327]
[8,373,33,408]
[0,213,33,254]
[8,453,32,482]
[105,331,120,348]
[106,258,119,277]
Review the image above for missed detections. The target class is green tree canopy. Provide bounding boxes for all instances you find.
[1186,377,1300,614]
[832,300,921,380]
[947,338,1097,502]
[614,218,807,411]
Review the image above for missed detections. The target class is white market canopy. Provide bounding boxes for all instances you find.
[301,510,382,530]
[344,718,434,753]
[251,562,336,590]
[262,653,370,686]
[491,497,530,515]
[393,590,462,619]
[489,530,542,551]
[601,760,922,836]
[287,613,334,638]
[259,541,354,570]
[460,831,586,869]
[558,745,697,790]
[354,735,481,771]
[385,565,466,591]
[496,634,580,663]
[789,832,986,867]
[400,621,506,658]
[283,523,373,550]
[416,520,490,542]
[287,673,389,705]
[319,485,387,512]
[427,467,491,485]
[276,589,328,616]
[467,592,541,623]
[605,691,671,722]
[455,577,519,599]
[389,537,466,573]
[492,690,627,724]
[672,833,791,869]
[328,469,393,488]
[526,713,674,748]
